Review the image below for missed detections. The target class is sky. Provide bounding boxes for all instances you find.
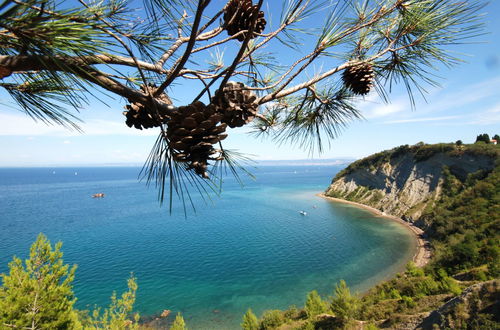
[1,0,499,166]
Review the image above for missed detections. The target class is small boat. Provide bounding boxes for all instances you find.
[92,193,105,198]
[299,210,307,216]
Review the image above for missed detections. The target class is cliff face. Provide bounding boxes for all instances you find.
[325,144,497,222]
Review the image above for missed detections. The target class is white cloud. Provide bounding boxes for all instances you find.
[63,140,71,144]
[0,113,159,137]
[383,115,465,124]
[422,76,500,114]
[469,105,500,125]
[358,95,407,119]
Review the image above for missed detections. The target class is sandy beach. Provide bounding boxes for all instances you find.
[318,193,431,268]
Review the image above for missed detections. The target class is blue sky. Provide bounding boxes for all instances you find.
[0,0,499,166]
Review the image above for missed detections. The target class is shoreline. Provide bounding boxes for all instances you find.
[317,193,431,268]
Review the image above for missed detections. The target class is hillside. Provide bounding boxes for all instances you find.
[245,142,499,329]
[325,143,498,223]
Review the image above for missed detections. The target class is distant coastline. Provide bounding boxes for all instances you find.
[318,193,431,268]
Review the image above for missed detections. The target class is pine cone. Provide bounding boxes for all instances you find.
[342,62,374,95]
[123,84,172,130]
[167,101,228,179]
[0,66,12,79]
[212,81,258,128]
[224,0,266,41]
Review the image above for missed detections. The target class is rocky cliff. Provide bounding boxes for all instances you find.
[325,143,497,222]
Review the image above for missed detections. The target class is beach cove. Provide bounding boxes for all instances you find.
[0,166,418,329]
[319,193,431,268]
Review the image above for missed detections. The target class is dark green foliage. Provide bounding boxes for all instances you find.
[424,157,500,274]
[493,134,500,142]
[475,133,491,144]
[456,140,463,146]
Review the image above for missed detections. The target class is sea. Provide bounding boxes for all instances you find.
[0,166,415,329]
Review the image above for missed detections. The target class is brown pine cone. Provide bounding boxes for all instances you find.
[123,84,172,130]
[342,62,374,95]
[212,81,258,128]
[224,0,266,41]
[166,102,228,179]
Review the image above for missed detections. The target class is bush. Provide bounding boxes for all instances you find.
[259,310,285,329]
[405,262,425,277]
[400,296,416,309]
[304,290,328,318]
[330,280,359,325]
[241,309,259,330]
[170,313,187,330]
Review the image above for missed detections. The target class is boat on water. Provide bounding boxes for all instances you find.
[299,210,307,216]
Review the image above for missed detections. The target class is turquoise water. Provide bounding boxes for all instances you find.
[0,166,415,329]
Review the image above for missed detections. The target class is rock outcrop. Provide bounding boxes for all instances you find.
[325,144,496,222]
[417,280,499,329]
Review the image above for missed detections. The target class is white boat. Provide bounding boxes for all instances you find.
[299,210,307,216]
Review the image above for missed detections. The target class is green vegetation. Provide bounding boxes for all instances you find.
[476,133,491,144]
[304,290,328,318]
[0,234,80,329]
[251,142,499,329]
[333,142,498,180]
[330,280,360,326]
[0,234,142,329]
[2,141,498,329]
[170,313,187,330]
[241,309,259,330]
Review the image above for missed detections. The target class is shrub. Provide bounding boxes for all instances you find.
[330,280,359,325]
[259,310,285,329]
[241,308,259,330]
[304,290,328,318]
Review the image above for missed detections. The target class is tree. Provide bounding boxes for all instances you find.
[455,140,463,147]
[0,233,81,329]
[493,134,500,142]
[0,0,486,206]
[330,280,359,325]
[475,134,490,144]
[241,308,259,330]
[170,312,187,330]
[84,276,140,329]
[304,290,328,318]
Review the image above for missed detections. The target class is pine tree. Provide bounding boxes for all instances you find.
[84,276,140,329]
[304,290,328,318]
[241,308,259,330]
[171,312,187,330]
[330,280,359,325]
[0,0,487,208]
[0,233,81,329]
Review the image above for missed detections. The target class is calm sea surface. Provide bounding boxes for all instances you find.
[0,166,415,329]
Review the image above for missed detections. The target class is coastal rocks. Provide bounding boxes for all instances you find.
[325,148,496,222]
